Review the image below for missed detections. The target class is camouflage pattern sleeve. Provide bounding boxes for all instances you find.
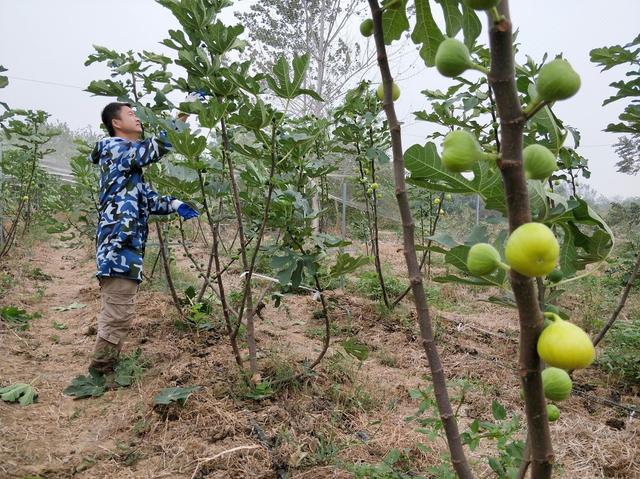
[121,136,173,170]
[144,184,176,216]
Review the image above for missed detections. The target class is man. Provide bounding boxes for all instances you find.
[87,99,200,376]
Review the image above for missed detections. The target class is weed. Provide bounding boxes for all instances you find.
[599,318,640,384]
[377,351,400,368]
[0,306,41,330]
[355,270,405,302]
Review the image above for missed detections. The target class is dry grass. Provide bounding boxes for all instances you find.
[0,233,638,478]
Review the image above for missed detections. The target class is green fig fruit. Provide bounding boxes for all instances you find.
[523,144,557,180]
[441,130,486,173]
[376,82,401,102]
[467,243,501,276]
[541,367,572,401]
[537,316,595,369]
[360,19,374,37]
[546,403,560,422]
[504,222,559,277]
[536,59,581,102]
[548,269,563,283]
[435,38,474,77]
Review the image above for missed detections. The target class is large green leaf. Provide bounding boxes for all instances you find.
[405,143,504,211]
[265,54,323,101]
[328,253,371,278]
[435,0,463,37]
[411,0,445,67]
[382,0,410,45]
[0,383,38,406]
[461,4,482,49]
[63,370,106,399]
[85,80,130,100]
[203,21,246,55]
[153,386,201,406]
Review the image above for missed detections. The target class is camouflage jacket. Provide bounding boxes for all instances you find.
[89,136,177,283]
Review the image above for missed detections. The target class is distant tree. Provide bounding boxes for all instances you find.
[237,0,377,116]
[613,134,640,175]
[590,34,640,175]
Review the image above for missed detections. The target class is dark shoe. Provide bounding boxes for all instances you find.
[89,337,120,374]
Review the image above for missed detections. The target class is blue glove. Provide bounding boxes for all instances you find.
[177,203,199,220]
[185,90,207,102]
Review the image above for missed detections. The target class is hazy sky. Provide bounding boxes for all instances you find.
[1,0,638,199]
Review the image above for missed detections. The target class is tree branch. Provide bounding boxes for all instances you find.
[367,1,474,477]
[487,2,554,476]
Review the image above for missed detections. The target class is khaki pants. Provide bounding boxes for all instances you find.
[91,277,139,372]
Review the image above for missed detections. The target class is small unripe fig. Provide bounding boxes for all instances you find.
[548,269,563,283]
[441,130,486,173]
[376,82,401,102]
[537,315,595,370]
[467,243,501,276]
[366,188,373,195]
[541,367,572,401]
[523,144,557,180]
[433,197,441,205]
[463,0,500,10]
[536,59,581,102]
[435,38,474,77]
[445,193,452,201]
[22,195,29,201]
[360,19,374,37]
[546,404,560,422]
[371,183,379,190]
[504,222,559,277]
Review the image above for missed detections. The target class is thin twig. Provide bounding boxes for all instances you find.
[190,445,262,479]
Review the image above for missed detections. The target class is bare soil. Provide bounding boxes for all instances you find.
[0,234,638,478]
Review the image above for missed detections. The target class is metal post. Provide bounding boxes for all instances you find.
[0,140,4,248]
[340,181,347,289]
[475,194,480,225]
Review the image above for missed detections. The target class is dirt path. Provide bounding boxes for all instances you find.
[1,237,639,478]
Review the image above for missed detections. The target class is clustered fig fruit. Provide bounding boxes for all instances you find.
[504,222,559,277]
[441,130,493,172]
[466,243,502,276]
[541,367,572,401]
[376,82,401,102]
[537,313,595,370]
[523,144,557,180]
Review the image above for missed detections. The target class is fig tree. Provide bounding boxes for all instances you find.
[360,19,374,37]
[536,59,581,102]
[504,222,559,277]
[467,243,502,276]
[541,367,572,401]
[376,82,401,102]
[523,144,557,180]
[441,130,489,172]
[537,314,595,369]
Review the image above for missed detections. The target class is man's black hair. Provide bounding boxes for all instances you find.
[101,102,132,137]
